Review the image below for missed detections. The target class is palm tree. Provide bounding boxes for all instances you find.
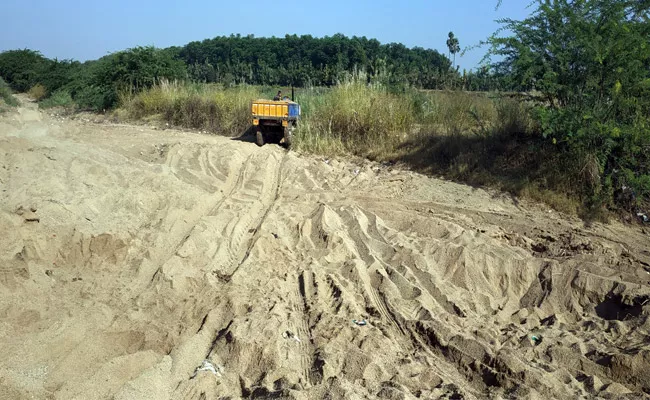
[446,31,460,68]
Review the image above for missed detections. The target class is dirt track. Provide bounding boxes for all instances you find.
[1,100,650,399]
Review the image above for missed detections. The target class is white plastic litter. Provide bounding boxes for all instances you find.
[191,360,223,379]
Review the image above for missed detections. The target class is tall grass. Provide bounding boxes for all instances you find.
[293,72,416,158]
[121,80,261,136]
[292,77,578,213]
[422,91,495,136]
[292,75,531,157]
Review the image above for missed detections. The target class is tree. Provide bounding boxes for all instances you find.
[446,32,460,68]
[0,50,50,92]
[487,0,650,208]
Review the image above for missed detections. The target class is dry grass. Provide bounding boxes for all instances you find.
[293,72,416,158]
[521,185,579,215]
[121,80,261,136]
[28,84,47,101]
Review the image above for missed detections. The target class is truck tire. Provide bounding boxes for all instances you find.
[255,129,264,147]
[283,123,293,148]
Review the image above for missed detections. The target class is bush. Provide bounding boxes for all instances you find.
[28,84,47,101]
[94,47,187,98]
[74,85,115,111]
[40,90,74,109]
[39,60,80,95]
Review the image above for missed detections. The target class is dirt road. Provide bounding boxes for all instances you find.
[1,100,650,399]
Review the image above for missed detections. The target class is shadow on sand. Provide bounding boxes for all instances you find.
[394,130,603,219]
[230,126,256,144]
[230,125,290,149]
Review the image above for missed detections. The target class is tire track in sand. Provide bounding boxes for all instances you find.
[142,149,253,286]
[148,148,285,283]
[293,270,318,387]
[221,150,288,280]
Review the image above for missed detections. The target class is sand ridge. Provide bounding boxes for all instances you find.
[1,100,650,399]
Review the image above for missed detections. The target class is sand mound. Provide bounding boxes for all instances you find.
[1,102,650,399]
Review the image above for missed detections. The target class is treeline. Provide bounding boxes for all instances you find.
[0,34,510,110]
[176,34,511,90]
[174,34,457,88]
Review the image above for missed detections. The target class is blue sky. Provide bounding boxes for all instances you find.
[0,0,531,71]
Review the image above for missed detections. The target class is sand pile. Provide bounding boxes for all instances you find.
[1,101,650,399]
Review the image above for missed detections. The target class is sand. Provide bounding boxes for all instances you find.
[1,99,650,399]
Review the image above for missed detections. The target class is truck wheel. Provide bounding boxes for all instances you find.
[255,129,264,147]
[283,124,293,148]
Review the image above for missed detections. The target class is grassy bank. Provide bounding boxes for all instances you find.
[118,78,640,219]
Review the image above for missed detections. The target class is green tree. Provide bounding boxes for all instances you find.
[73,46,187,110]
[0,50,50,92]
[446,32,460,68]
[487,0,650,209]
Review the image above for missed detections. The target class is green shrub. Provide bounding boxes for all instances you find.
[40,60,81,95]
[40,90,74,109]
[74,85,115,111]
